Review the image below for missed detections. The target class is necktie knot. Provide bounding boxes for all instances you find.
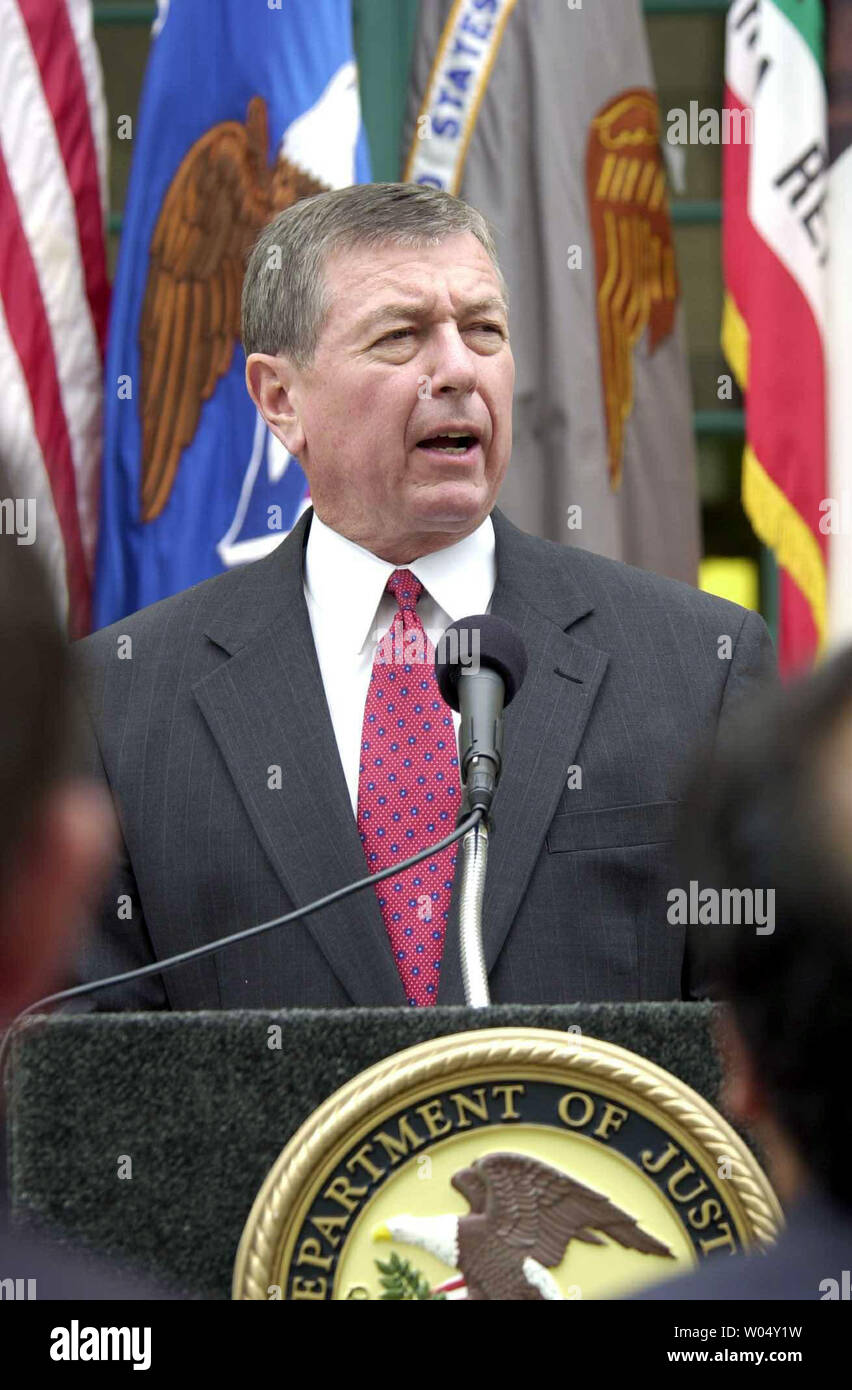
[386,568,423,613]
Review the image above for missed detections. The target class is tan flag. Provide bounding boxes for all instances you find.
[404,0,700,583]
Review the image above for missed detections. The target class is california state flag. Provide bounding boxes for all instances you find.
[723,0,852,672]
[825,0,852,649]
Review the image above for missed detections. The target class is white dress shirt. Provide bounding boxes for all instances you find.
[303,511,496,816]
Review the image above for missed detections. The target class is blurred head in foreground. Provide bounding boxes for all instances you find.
[681,644,852,1214]
[0,468,113,1027]
[0,474,178,1297]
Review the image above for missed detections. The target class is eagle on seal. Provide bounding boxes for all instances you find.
[374,1151,675,1300]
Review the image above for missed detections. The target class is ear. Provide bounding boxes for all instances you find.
[0,781,116,1020]
[245,352,306,456]
[713,1003,766,1127]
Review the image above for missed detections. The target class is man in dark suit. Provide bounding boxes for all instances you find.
[636,647,852,1300]
[74,182,774,1011]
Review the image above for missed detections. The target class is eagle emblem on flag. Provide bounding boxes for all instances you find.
[586,88,679,489]
[138,96,328,521]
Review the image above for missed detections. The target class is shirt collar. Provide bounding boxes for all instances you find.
[304,510,496,653]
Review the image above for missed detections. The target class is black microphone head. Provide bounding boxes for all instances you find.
[435,614,528,712]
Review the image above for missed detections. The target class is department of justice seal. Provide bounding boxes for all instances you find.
[232,1028,782,1301]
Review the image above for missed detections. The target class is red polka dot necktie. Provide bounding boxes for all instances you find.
[357,568,460,1006]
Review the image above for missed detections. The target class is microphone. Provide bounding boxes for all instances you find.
[435,614,527,818]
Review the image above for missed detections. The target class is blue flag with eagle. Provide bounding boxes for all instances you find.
[94,0,370,627]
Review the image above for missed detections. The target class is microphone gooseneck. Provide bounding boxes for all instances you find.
[435,614,528,1006]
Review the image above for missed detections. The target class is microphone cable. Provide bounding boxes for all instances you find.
[0,806,484,1086]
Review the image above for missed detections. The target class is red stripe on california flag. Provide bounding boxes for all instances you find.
[746,245,826,546]
[0,148,91,635]
[747,220,826,674]
[780,574,818,675]
[722,87,752,324]
[722,89,825,672]
[18,0,109,358]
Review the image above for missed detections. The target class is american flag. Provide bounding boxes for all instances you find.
[0,0,108,638]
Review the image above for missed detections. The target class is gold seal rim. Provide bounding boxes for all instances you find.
[232,1026,784,1300]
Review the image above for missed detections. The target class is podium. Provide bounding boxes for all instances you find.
[5,1002,736,1299]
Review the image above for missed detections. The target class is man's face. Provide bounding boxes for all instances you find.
[255,232,514,561]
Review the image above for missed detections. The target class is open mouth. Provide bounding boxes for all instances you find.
[416,432,479,455]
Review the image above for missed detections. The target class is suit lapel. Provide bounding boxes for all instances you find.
[192,509,406,1006]
[437,511,609,1004]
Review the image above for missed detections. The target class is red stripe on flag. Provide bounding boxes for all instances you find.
[746,223,827,673]
[19,0,109,358]
[780,572,818,675]
[0,147,91,636]
[722,87,752,327]
[747,256,826,543]
[723,86,827,672]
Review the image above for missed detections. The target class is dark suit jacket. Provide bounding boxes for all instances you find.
[633,1187,852,1300]
[72,506,774,1010]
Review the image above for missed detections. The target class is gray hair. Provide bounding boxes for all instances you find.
[241,182,507,365]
